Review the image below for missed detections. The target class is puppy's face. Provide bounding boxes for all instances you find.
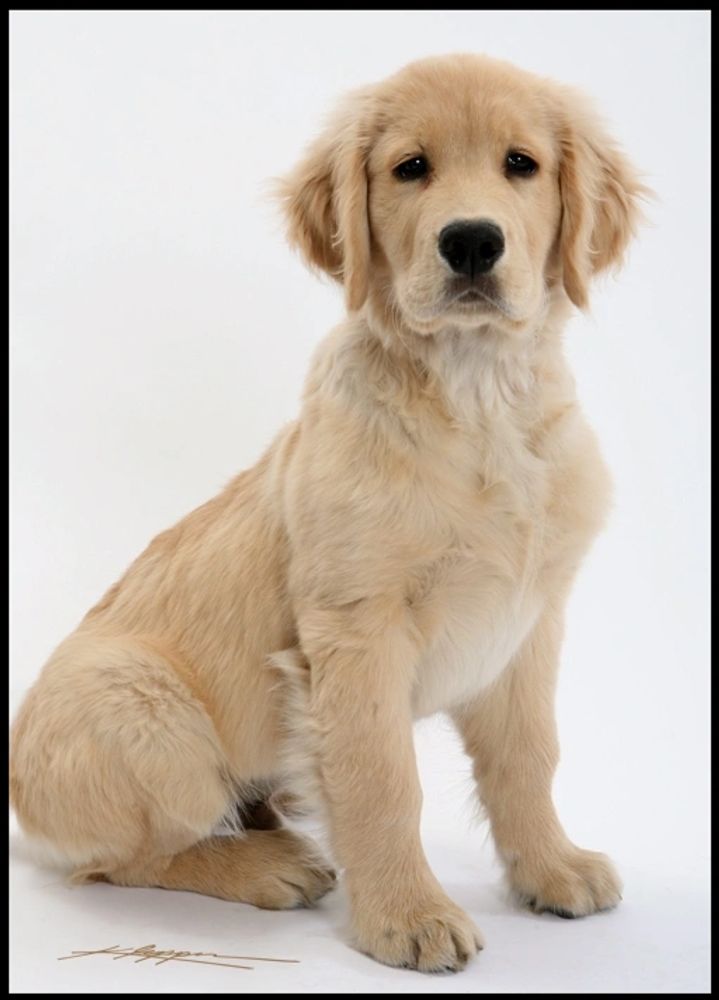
[367,62,562,335]
[282,55,644,336]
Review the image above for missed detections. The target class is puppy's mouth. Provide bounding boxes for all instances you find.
[399,275,520,334]
[446,277,511,317]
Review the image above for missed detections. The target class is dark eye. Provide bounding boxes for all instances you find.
[506,151,538,177]
[393,155,429,181]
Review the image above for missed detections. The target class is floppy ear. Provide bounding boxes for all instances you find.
[557,98,647,309]
[279,93,373,312]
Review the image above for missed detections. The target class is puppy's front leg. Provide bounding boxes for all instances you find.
[452,608,622,918]
[299,599,482,973]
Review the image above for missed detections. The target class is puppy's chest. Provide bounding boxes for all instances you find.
[410,439,552,718]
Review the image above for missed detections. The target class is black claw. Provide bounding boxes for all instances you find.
[541,905,578,920]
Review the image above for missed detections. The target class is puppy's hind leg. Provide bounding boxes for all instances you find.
[106,828,337,909]
[11,635,235,876]
[10,633,336,910]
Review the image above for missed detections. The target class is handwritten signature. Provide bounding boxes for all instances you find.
[58,943,300,971]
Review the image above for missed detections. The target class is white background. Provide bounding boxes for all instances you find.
[10,10,710,994]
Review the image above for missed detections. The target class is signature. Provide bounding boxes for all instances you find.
[58,943,300,971]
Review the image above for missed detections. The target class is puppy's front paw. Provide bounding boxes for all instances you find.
[353,893,483,973]
[512,847,622,918]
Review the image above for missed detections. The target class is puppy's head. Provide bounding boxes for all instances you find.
[280,55,646,336]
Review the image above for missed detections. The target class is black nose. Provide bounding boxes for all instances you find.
[438,220,505,277]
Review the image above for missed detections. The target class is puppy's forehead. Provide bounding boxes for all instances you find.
[372,57,556,158]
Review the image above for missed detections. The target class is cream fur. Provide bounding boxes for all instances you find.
[10,54,646,974]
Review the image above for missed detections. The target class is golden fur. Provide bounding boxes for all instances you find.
[10,54,646,973]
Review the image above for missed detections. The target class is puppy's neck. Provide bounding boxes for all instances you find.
[359,287,572,428]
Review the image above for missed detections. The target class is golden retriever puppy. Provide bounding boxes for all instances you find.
[10,54,646,973]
